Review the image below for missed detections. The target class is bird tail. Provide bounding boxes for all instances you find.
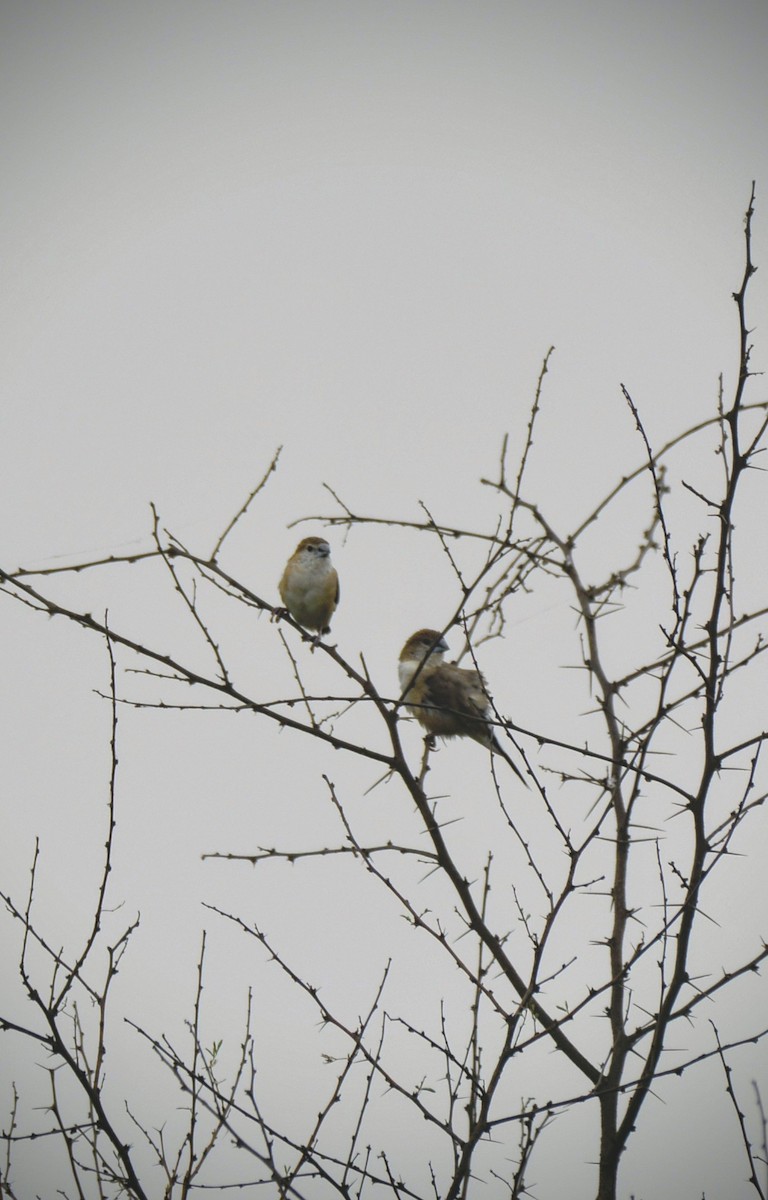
[490,734,529,788]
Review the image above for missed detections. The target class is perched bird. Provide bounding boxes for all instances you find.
[398,628,526,784]
[278,536,339,639]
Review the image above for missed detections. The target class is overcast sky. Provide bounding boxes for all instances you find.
[2,2,768,1196]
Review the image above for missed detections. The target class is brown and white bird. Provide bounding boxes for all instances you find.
[398,628,526,784]
[278,536,339,638]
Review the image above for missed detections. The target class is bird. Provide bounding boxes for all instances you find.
[397,628,526,784]
[278,536,339,640]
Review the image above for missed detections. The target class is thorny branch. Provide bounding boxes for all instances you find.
[1,194,766,1200]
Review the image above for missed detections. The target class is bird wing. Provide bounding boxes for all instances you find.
[420,664,527,785]
[423,665,491,729]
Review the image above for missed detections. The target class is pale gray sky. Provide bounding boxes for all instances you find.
[1,2,768,1196]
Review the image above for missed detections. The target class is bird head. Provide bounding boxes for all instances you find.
[293,536,331,560]
[399,629,449,667]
